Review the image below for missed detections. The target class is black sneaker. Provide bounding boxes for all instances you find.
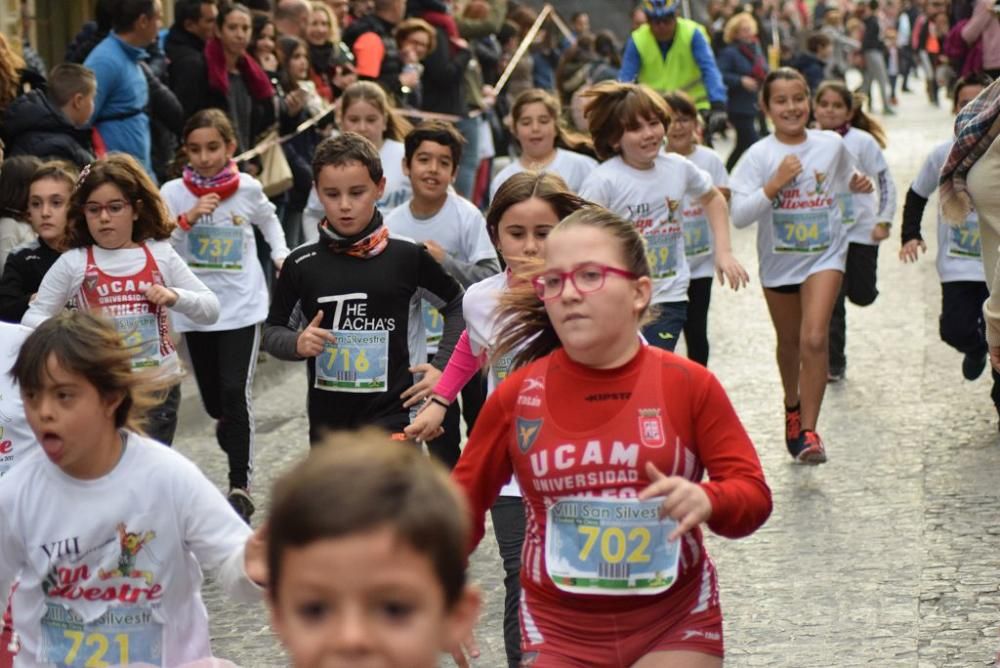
[827,368,845,383]
[962,351,987,380]
[228,488,255,524]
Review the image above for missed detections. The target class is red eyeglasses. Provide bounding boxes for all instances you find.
[532,263,639,301]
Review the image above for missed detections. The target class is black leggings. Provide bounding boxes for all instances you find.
[940,281,1000,408]
[185,324,260,489]
[146,383,181,446]
[490,495,525,668]
[829,243,879,372]
[683,276,713,366]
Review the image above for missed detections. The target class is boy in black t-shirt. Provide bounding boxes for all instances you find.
[263,133,465,442]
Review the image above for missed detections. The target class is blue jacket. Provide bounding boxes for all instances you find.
[717,42,767,117]
[84,33,153,177]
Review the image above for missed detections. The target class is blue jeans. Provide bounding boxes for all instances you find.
[642,301,688,352]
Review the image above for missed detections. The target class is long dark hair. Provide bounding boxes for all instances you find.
[814,80,887,148]
[0,155,42,220]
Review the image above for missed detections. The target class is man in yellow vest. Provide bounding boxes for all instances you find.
[618,0,729,141]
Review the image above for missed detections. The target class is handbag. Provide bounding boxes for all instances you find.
[255,98,293,197]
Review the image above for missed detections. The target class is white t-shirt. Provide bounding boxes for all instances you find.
[675,145,729,280]
[580,154,713,303]
[21,241,220,379]
[0,432,260,667]
[489,148,598,201]
[161,174,290,332]
[730,130,853,287]
[463,271,520,497]
[386,192,497,355]
[911,139,986,284]
[303,139,411,243]
[0,322,34,477]
[839,127,894,247]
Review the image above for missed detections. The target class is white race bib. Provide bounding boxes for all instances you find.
[315,330,389,393]
[40,603,163,667]
[545,496,680,596]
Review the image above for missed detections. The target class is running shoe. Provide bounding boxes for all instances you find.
[827,368,845,382]
[785,403,802,454]
[962,351,987,380]
[228,488,255,524]
[790,429,828,465]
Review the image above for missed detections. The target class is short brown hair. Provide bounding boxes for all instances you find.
[266,429,470,607]
[47,63,97,107]
[582,81,672,161]
[67,153,175,248]
[312,132,384,184]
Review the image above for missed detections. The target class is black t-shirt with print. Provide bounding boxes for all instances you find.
[264,236,464,440]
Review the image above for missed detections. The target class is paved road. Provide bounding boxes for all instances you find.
[172,87,1000,667]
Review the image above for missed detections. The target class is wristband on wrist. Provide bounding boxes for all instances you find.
[177,213,192,231]
[427,396,449,409]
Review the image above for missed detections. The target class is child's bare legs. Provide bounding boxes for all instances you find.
[764,270,843,431]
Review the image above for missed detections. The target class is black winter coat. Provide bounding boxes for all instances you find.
[1,89,94,167]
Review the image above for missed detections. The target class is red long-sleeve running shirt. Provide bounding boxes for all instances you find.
[452,344,772,612]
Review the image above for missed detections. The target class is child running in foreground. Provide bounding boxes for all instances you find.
[265,428,480,667]
[0,311,263,666]
[451,206,772,667]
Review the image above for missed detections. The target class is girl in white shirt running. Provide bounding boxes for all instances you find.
[161,109,290,523]
[0,311,263,667]
[580,81,748,353]
[303,81,413,239]
[663,91,732,368]
[405,171,590,668]
[21,155,220,446]
[730,68,873,464]
[489,88,597,201]
[813,80,897,381]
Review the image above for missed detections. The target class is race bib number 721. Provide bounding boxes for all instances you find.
[40,604,163,667]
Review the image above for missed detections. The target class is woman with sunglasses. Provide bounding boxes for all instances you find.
[451,206,771,667]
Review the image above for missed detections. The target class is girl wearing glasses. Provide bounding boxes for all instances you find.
[406,171,589,668]
[663,91,731,368]
[450,206,771,668]
[579,81,748,353]
[21,154,220,445]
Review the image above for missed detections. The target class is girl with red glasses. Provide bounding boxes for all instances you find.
[450,206,771,668]
[21,154,219,446]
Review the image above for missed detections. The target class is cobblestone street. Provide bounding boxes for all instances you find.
[172,87,1000,667]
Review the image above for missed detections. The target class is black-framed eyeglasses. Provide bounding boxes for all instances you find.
[532,263,639,301]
